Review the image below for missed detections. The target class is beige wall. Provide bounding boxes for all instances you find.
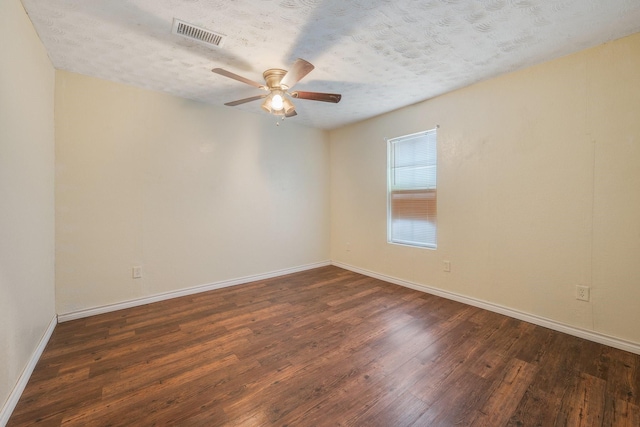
[0,0,56,412]
[55,71,330,315]
[330,33,640,345]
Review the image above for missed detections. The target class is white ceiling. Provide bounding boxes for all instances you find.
[21,0,640,130]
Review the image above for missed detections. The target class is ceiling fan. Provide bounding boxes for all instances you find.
[212,58,341,118]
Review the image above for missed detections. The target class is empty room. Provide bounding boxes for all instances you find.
[2,0,640,425]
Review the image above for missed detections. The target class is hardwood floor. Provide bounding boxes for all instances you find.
[8,266,640,426]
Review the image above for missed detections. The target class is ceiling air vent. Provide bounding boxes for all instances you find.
[172,19,225,48]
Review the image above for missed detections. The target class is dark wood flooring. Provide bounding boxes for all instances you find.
[8,266,640,426]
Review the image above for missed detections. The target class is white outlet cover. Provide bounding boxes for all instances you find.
[576,285,590,301]
[132,266,142,279]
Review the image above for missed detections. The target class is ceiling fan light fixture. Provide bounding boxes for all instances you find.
[271,92,284,111]
[260,96,272,113]
[261,92,278,113]
[282,97,295,115]
[261,90,295,115]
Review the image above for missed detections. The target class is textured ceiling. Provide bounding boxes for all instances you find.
[21,0,640,129]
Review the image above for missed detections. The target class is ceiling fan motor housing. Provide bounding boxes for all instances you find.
[263,69,288,90]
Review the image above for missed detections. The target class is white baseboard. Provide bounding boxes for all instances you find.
[0,314,57,426]
[332,261,640,355]
[58,261,331,323]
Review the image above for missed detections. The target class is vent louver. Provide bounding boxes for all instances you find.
[172,19,225,47]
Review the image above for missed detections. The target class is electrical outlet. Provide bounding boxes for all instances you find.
[443,260,451,272]
[132,266,142,279]
[576,285,590,301]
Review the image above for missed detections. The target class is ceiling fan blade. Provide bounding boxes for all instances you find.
[280,59,314,90]
[290,91,341,103]
[285,110,297,118]
[224,94,267,106]
[212,68,265,89]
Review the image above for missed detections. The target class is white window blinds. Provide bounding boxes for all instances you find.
[387,129,437,248]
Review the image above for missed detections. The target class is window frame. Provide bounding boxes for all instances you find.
[386,128,438,249]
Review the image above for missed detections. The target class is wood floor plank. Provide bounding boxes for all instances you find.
[470,358,538,426]
[556,372,607,426]
[8,266,640,426]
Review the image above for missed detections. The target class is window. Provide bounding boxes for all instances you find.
[387,128,437,248]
